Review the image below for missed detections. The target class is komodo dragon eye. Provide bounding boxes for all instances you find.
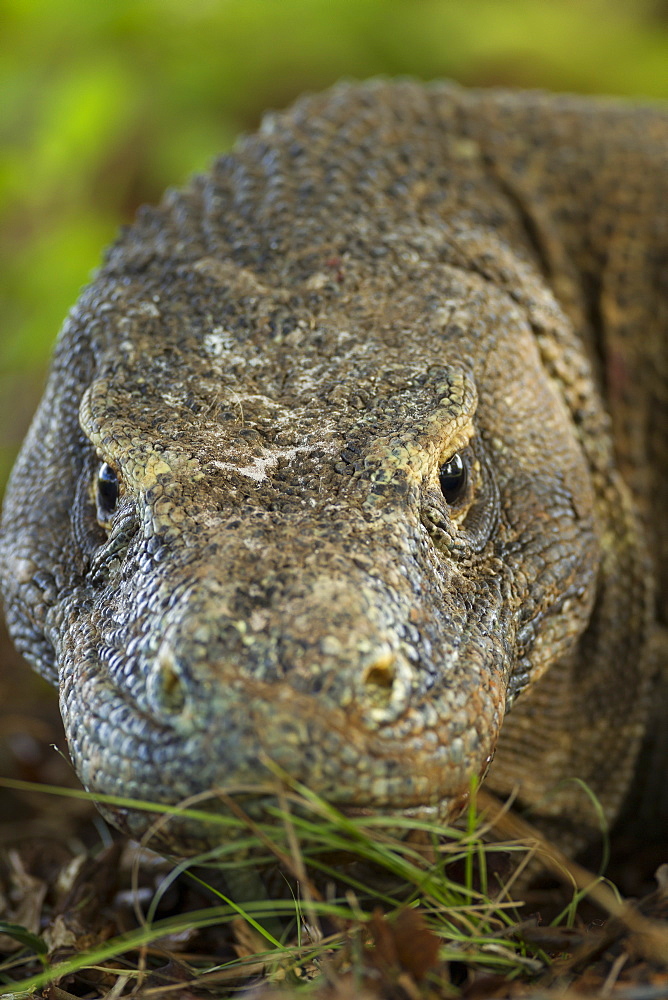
[96,463,119,525]
[438,452,468,504]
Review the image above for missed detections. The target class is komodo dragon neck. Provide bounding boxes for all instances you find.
[0,81,665,854]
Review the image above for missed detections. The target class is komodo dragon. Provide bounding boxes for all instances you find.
[1,81,666,856]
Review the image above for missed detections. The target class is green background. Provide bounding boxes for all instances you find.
[3,0,668,491]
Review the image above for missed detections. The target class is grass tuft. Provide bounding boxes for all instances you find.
[0,775,666,998]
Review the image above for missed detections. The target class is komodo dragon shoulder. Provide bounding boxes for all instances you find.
[1,80,667,854]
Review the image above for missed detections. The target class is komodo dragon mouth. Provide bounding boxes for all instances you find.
[0,80,656,855]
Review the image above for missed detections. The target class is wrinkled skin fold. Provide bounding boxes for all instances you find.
[1,81,664,853]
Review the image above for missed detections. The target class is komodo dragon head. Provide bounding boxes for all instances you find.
[0,83,615,852]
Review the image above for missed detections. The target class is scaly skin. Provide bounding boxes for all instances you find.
[0,82,664,853]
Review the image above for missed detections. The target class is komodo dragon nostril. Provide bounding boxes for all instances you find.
[362,653,396,691]
[361,653,398,710]
[148,640,187,715]
[357,649,418,724]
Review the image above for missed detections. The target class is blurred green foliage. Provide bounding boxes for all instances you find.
[2,0,668,489]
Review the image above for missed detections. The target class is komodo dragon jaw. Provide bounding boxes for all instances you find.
[0,80,657,854]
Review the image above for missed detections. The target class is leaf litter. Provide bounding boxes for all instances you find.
[0,776,666,1000]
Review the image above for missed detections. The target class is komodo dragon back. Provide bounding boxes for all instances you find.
[1,81,666,854]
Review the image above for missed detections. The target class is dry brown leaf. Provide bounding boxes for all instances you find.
[364,905,443,996]
[0,847,47,951]
[232,915,273,959]
[655,863,668,897]
[391,908,442,982]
